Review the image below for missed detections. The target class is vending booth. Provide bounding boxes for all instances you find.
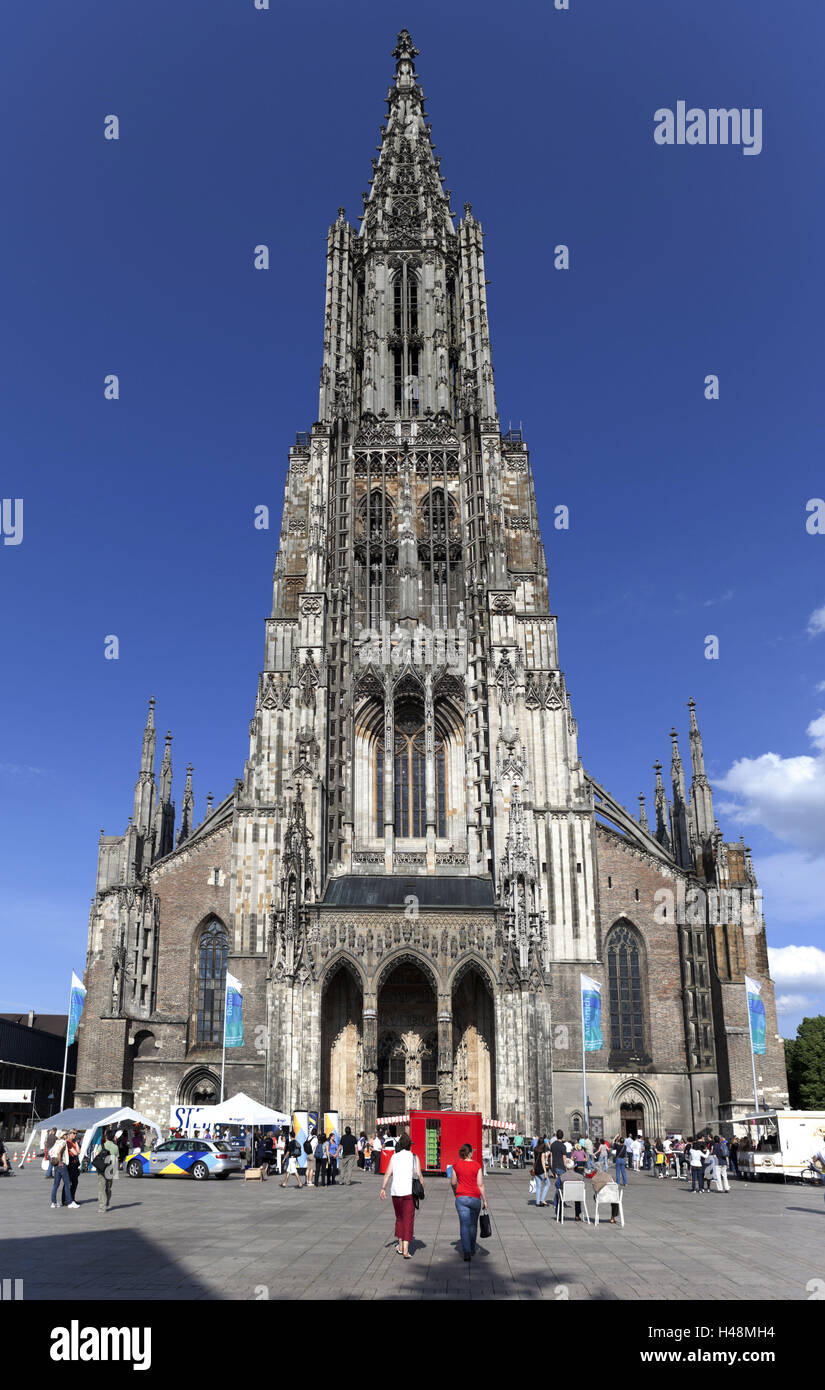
[409,1110,483,1174]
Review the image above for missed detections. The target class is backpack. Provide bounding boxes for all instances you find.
[290,1139,301,1158]
[303,1139,313,1155]
[91,1150,111,1176]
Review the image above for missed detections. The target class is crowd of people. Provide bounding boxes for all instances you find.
[526,1129,741,1218]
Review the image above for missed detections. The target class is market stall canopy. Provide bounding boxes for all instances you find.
[18,1106,163,1165]
[206,1093,290,1127]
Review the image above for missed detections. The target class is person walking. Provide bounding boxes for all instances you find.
[339,1127,358,1185]
[654,1139,666,1178]
[533,1138,551,1207]
[702,1143,716,1192]
[281,1132,305,1189]
[371,1132,382,1174]
[44,1127,57,1179]
[379,1133,423,1259]
[49,1131,79,1209]
[327,1133,340,1184]
[450,1142,488,1260]
[95,1127,119,1213]
[687,1140,704,1193]
[712,1136,730,1192]
[314,1133,328,1187]
[614,1138,628,1187]
[549,1130,568,1214]
[499,1131,510,1169]
[596,1139,609,1173]
[63,1130,81,1205]
[729,1137,740,1180]
[357,1131,367,1171]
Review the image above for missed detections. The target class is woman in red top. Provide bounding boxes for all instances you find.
[449,1143,489,1261]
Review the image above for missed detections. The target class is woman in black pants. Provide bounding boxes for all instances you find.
[314,1134,328,1187]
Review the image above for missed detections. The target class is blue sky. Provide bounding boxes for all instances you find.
[2,0,824,1034]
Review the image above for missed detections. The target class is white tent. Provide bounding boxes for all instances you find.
[18,1106,163,1166]
[206,1092,290,1128]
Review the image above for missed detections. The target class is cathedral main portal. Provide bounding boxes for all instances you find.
[377,962,439,1117]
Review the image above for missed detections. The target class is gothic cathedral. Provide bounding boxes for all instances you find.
[75,32,788,1140]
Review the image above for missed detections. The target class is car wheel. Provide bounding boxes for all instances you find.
[127,1159,143,1179]
[191,1161,209,1180]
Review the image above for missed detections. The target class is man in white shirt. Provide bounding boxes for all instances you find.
[371,1133,382,1174]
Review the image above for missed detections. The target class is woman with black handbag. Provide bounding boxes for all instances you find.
[379,1132,424,1258]
[449,1143,489,1261]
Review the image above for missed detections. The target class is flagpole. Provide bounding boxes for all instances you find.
[581,983,588,1139]
[60,977,72,1112]
[747,980,760,1136]
[220,975,228,1104]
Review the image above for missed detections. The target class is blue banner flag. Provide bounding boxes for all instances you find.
[225,972,244,1048]
[580,973,603,1052]
[745,975,766,1056]
[67,972,86,1046]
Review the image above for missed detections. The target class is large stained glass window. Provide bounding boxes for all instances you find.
[607,921,644,1053]
[196,919,228,1044]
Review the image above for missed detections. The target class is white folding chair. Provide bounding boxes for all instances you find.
[555,1179,590,1224]
[593,1182,624,1228]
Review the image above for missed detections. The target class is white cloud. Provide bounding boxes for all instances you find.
[808,605,825,636]
[768,944,825,992]
[775,992,821,1018]
[716,716,825,855]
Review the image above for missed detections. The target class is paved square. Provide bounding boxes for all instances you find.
[3,1164,823,1300]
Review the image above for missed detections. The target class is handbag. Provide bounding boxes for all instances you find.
[41,1157,50,1173]
[479,1206,492,1239]
[91,1151,110,1176]
[411,1156,425,1206]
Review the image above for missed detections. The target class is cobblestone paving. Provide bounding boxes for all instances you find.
[3,1163,823,1300]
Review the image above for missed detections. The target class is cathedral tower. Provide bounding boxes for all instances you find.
[75,32,787,1140]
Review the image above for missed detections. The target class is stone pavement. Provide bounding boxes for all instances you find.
[2,1163,823,1300]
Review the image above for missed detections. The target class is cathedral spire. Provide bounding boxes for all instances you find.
[687,697,715,845]
[132,697,157,833]
[653,760,671,852]
[670,727,692,868]
[151,732,175,861]
[177,763,194,847]
[159,732,173,804]
[360,29,454,250]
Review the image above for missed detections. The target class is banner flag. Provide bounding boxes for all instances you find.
[745,975,766,1056]
[225,972,244,1048]
[580,973,603,1052]
[67,972,86,1046]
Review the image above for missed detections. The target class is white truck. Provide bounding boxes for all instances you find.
[737,1110,825,1182]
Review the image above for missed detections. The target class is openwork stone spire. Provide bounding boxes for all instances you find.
[360,28,455,250]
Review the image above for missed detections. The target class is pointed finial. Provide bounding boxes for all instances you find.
[206,793,213,816]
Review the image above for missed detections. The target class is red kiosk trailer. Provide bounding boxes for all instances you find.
[409,1110,483,1174]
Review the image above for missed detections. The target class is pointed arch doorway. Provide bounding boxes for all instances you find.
[377,960,439,1116]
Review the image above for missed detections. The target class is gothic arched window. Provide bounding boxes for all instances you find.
[606,921,645,1054]
[196,919,228,1044]
[392,703,447,838]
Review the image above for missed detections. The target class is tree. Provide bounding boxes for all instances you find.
[784,1017,825,1109]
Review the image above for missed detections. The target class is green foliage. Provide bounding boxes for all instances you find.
[785,1017,825,1110]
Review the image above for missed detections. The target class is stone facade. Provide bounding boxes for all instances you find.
[74,30,788,1141]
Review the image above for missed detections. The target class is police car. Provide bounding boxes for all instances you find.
[126,1138,243,1181]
